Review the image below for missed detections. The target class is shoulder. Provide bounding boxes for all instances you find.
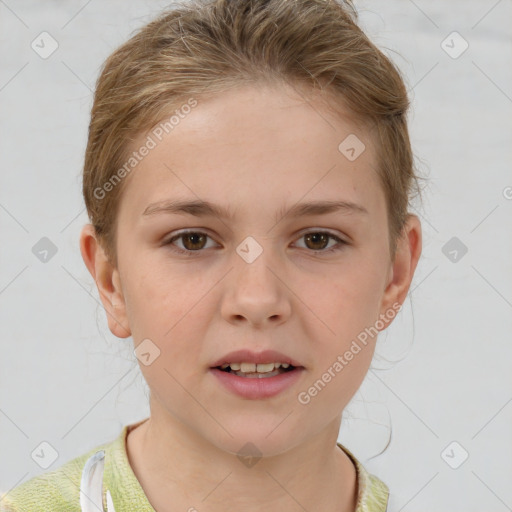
[337,442,389,512]
[0,439,113,512]
[359,471,390,512]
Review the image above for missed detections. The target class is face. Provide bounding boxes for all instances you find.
[82,82,420,456]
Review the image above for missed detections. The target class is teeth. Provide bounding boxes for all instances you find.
[255,363,274,373]
[219,362,291,373]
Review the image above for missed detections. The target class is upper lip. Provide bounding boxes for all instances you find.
[210,349,304,368]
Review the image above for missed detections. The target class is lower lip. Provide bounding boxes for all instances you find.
[210,367,305,399]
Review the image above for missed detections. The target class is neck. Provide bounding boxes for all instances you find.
[126,413,358,512]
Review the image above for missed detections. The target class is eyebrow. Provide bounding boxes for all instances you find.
[142,198,368,222]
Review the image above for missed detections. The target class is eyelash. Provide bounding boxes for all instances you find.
[163,230,348,257]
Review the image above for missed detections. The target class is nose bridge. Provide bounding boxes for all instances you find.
[222,234,290,325]
[234,234,279,289]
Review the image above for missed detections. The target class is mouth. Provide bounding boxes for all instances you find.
[213,362,298,379]
[209,362,305,399]
[209,349,305,397]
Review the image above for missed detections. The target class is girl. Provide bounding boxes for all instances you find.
[1,0,422,510]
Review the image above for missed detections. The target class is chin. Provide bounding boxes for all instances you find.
[207,425,302,459]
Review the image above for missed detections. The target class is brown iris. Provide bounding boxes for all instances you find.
[303,232,330,251]
[181,232,207,250]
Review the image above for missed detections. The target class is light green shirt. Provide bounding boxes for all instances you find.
[1,418,389,511]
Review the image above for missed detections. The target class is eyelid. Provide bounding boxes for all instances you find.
[164,227,349,255]
[164,229,219,251]
[166,227,348,241]
[295,227,349,243]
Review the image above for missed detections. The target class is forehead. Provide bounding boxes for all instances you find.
[117,82,382,224]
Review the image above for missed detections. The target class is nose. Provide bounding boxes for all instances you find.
[220,244,291,328]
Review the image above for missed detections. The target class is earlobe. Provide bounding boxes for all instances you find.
[79,224,132,339]
[379,215,422,323]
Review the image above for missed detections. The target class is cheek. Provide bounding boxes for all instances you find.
[125,272,214,375]
[311,265,383,331]
[301,261,385,388]
[295,340,375,428]
[123,266,198,334]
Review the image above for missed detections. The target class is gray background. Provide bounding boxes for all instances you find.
[1,1,511,510]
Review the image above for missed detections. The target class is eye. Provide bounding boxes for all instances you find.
[164,229,347,256]
[164,230,217,255]
[293,230,348,254]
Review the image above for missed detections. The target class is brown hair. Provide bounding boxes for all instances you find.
[82,0,423,268]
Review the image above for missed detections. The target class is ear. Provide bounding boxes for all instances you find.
[379,214,422,322]
[79,224,131,339]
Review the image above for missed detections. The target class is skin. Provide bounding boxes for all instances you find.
[80,82,421,512]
